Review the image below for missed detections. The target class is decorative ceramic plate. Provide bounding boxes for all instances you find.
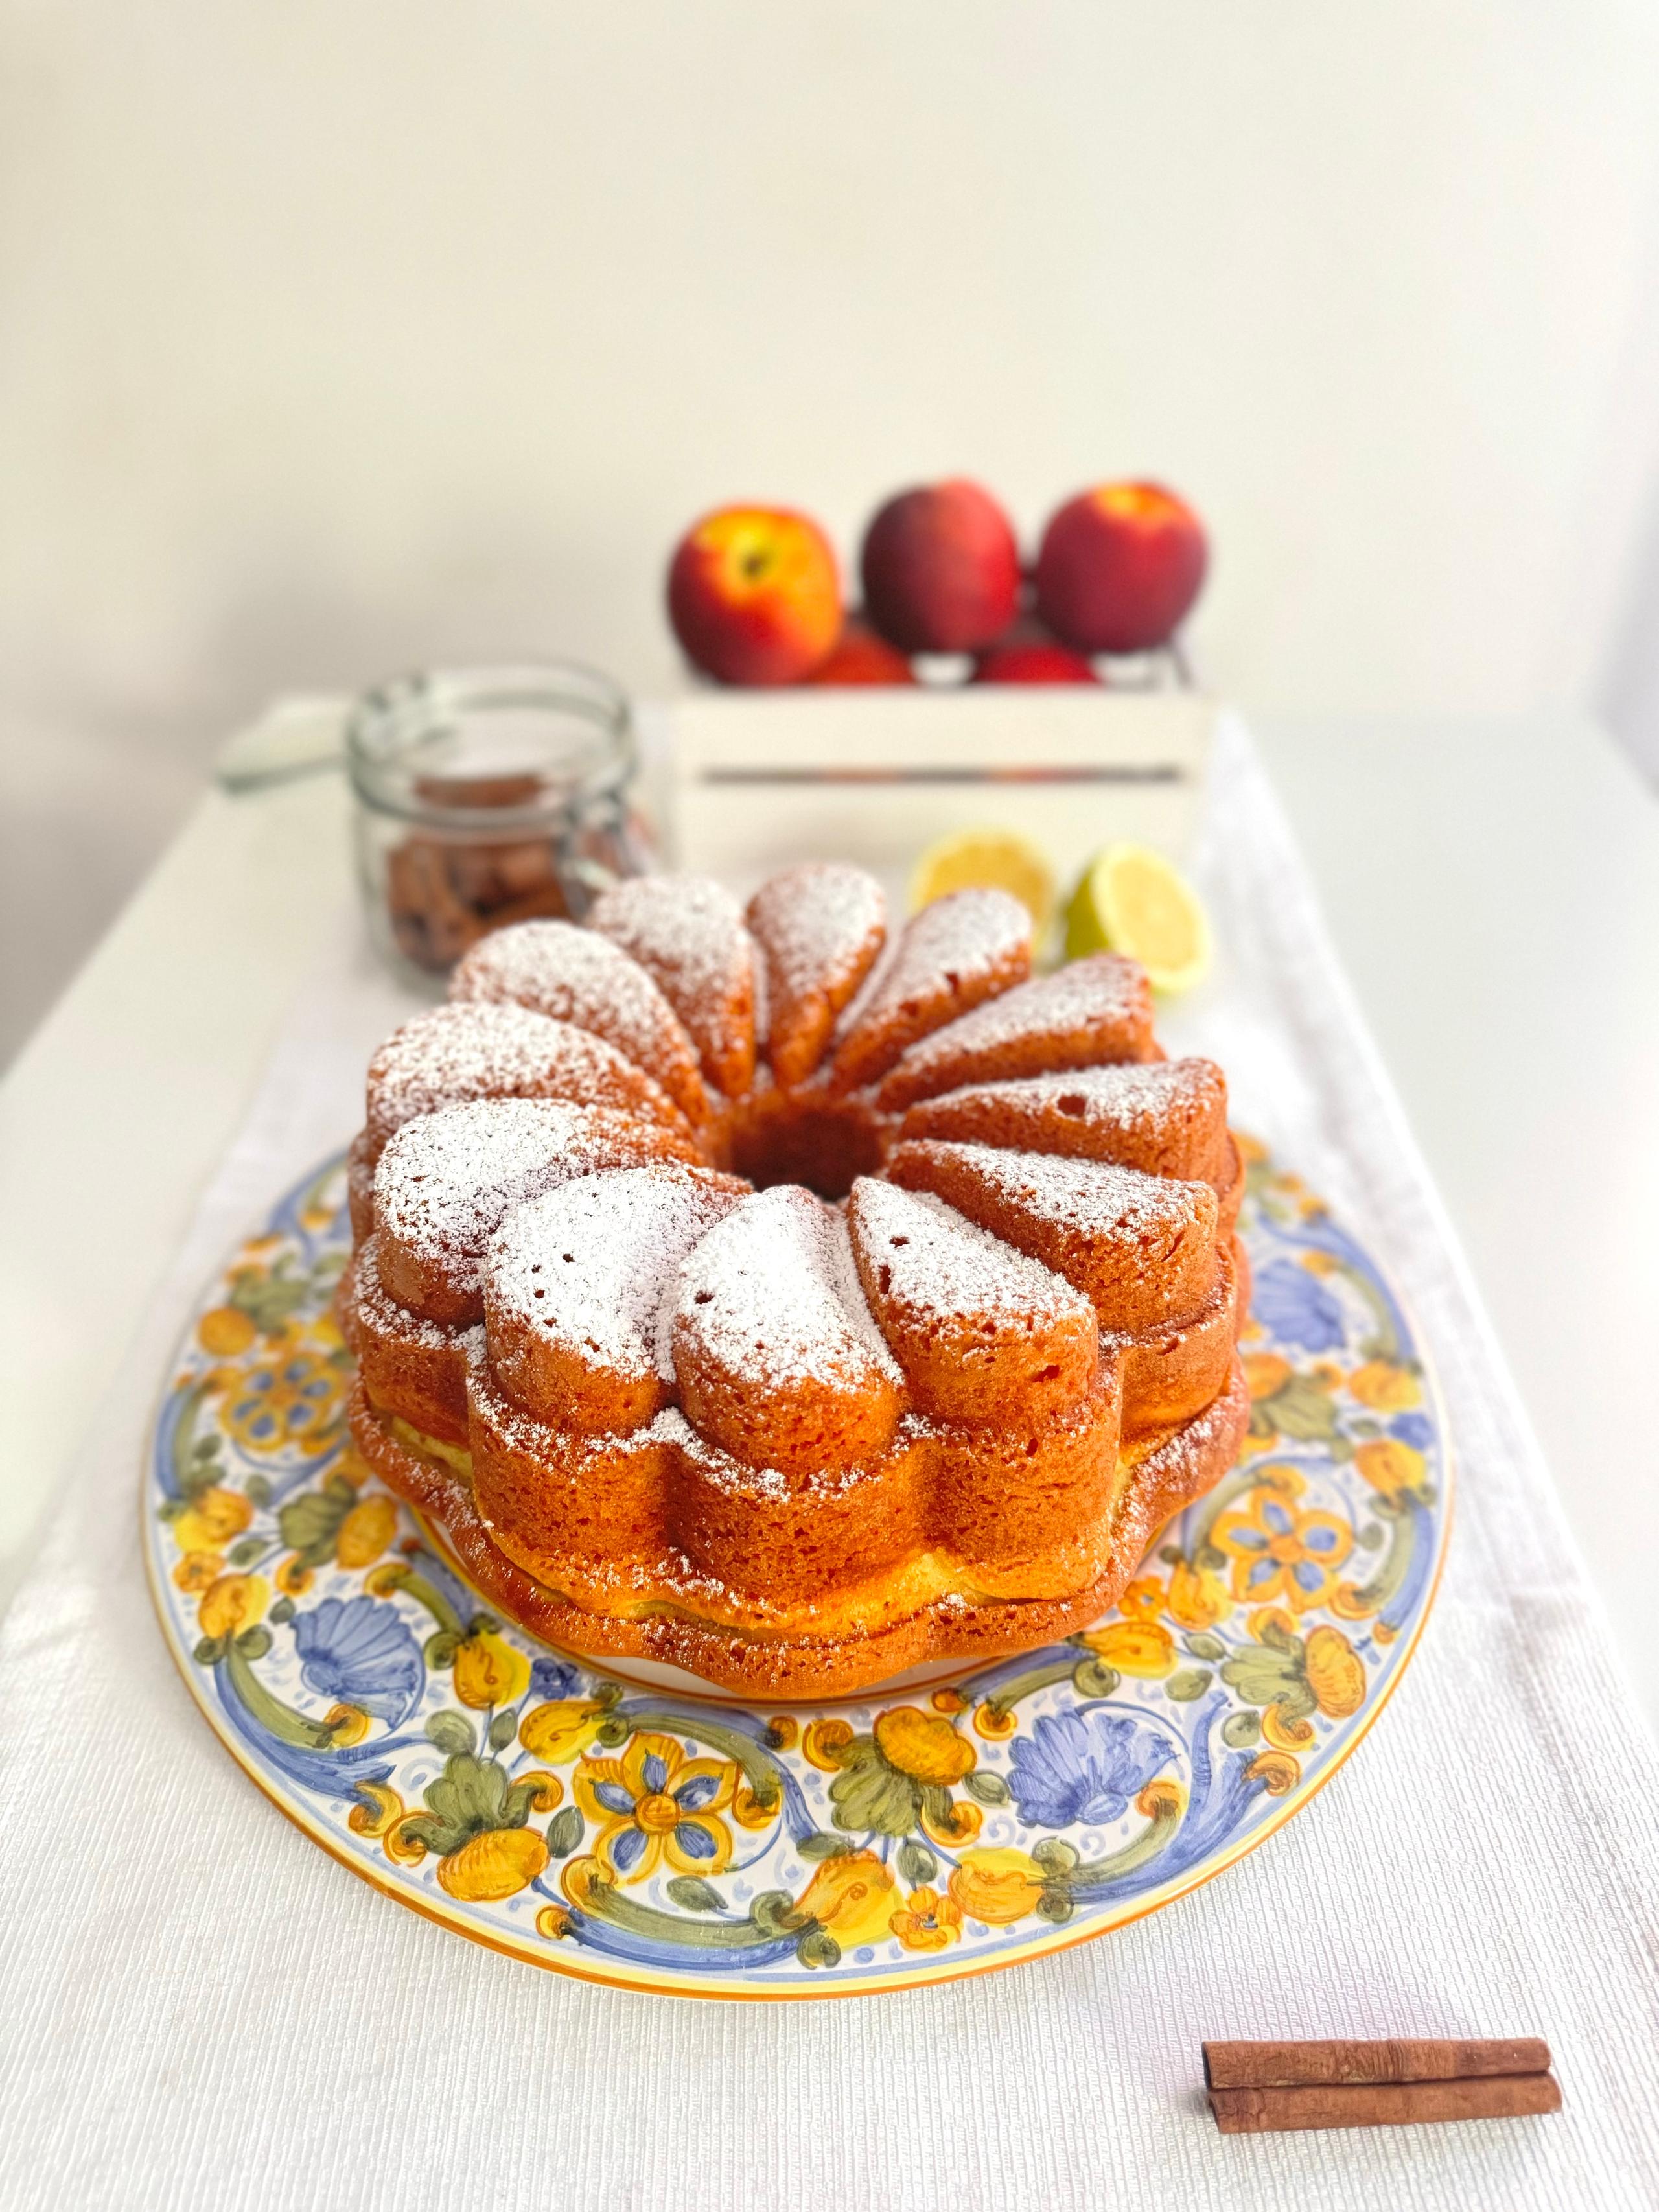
[145,1139,1448,1998]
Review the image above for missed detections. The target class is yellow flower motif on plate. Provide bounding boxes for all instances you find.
[146,1133,1449,1994]
[224,1347,344,1456]
[172,1550,224,1593]
[1353,1437,1427,1498]
[1261,1705,1315,1752]
[1247,1749,1301,1796]
[802,1717,855,1770]
[1078,1620,1177,1677]
[1165,1555,1230,1629]
[732,1779,781,1832]
[1349,1360,1421,1412]
[172,1485,253,1554]
[920,1796,982,1847]
[347,1783,404,1839]
[197,1572,268,1640]
[971,1703,1018,1742]
[792,1852,899,1947]
[1243,1352,1292,1401]
[890,1885,962,1952]
[1117,1577,1165,1624]
[1213,1471,1352,1612]
[452,1625,531,1710]
[437,1826,548,1902]
[1304,1625,1366,1717]
[873,1707,977,1787]
[574,1730,737,1883]
[948,1848,1046,1928]
[519,1698,609,1764]
[196,1305,257,1358]
[336,1494,398,1569]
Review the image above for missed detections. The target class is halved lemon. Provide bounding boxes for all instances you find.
[910,828,1056,938]
[1064,841,1211,993]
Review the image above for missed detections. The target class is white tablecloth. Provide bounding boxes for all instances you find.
[2,719,1655,2211]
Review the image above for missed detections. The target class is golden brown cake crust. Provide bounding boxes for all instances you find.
[745,863,888,1089]
[342,869,1253,1697]
[349,1359,1249,1699]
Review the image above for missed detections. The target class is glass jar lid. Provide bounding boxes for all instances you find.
[345,662,634,830]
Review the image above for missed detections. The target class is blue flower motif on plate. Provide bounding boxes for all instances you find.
[292,1596,423,1725]
[1250,1258,1345,1352]
[1007,1708,1178,1829]
[1389,1412,1435,1451]
[145,1138,1449,1997]
[530,1653,581,1701]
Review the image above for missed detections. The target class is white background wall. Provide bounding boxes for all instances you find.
[6,0,1659,1051]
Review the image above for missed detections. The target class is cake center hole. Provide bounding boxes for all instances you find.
[728,1096,885,1203]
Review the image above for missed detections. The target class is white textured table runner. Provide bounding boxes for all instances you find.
[1,719,1655,2211]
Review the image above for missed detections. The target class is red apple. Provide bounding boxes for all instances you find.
[973,640,1102,684]
[667,505,842,685]
[859,478,1021,653]
[1034,482,1207,653]
[807,616,918,685]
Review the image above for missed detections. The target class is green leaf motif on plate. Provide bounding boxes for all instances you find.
[666,1877,724,1914]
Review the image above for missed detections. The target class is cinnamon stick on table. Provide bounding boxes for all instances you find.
[1203,2039,1560,2136]
[1204,2038,1551,2090]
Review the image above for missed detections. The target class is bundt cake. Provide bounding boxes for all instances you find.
[342,862,1250,1697]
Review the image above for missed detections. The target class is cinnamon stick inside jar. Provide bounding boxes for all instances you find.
[347,664,649,979]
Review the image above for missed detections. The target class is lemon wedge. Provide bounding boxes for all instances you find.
[1064,841,1211,992]
[911,828,1056,938]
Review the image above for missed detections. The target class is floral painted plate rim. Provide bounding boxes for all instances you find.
[144,1139,1450,1999]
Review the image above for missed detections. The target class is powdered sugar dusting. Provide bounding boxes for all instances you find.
[358,863,1247,1596]
[487,1164,745,1386]
[469,1345,666,1466]
[901,1058,1226,1169]
[745,863,887,1082]
[376,1097,679,1294]
[898,1139,1209,1244]
[450,918,707,1121]
[830,887,1032,1090]
[589,875,757,1097]
[956,1058,1222,1125]
[354,1234,456,1350]
[669,1184,903,1393]
[847,1176,1091,1325]
[365,1001,674,1151]
[745,863,885,1007]
[876,952,1152,1107]
[636,1403,892,1507]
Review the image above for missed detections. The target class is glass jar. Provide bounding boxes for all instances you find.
[346,662,651,981]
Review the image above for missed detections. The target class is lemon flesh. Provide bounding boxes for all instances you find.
[911,828,1056,939]
[1065,841,1211,993]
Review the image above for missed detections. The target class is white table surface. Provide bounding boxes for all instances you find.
[1255,717,1659,1736]
[3,712,1656,1751]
